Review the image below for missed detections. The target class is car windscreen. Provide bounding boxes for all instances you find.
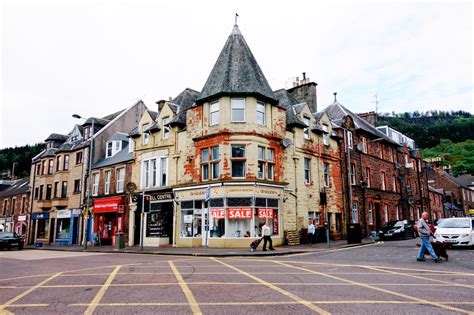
[383,221,396,228]
[0,232,14,238]
[437,219,470,229]
[393,221,404,228]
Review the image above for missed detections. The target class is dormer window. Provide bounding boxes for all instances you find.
[83,127,91,140]
[322,124,329,146]
[106,140,122,158]
[303,117,310,140]
[162,117,170,139]
[47,142,54,149]
[142,123,149,145]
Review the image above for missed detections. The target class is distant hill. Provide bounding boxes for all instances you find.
[0,144,44,179]
[377,110,473,149]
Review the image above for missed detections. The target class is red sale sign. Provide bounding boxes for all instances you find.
[227,208,252,219]
[210,208,225,219]
[258,208,274,219]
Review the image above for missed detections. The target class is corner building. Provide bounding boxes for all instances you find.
[170,24,343,247]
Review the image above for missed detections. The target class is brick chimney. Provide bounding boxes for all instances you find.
[287,72,318,113]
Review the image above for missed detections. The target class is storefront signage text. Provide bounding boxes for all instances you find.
[228,208,252,219]
[210,208,225,219]
[57,210,71,219]
[32,213,49,219]
[18,215,27,221]
[257,208,274,219]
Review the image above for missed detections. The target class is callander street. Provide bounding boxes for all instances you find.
[1,239,473,315]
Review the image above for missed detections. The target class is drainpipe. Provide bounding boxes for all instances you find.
[28,162,37,245]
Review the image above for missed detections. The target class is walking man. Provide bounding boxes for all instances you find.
[417,212,441,262]
[308,220,316,245]
[262,221,274,251]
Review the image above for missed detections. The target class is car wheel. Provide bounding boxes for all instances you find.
[18,244,23,250]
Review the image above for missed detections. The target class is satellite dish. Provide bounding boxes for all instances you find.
[395,163,401,169]
[126,182,137,193]
[282,138,293,148]
[408,198,415,205]
[356,143,364,151]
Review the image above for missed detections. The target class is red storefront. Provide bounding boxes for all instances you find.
[93,196,125,245]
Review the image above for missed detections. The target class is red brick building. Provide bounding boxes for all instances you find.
[0,177,30,238]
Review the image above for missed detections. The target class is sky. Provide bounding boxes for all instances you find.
[1,0,472,149]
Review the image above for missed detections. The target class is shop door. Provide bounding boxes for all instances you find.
[134,210,141,245]
[72,218,79,244]
[49,220,55,244]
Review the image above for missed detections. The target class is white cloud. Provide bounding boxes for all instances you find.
[1,0,472,148]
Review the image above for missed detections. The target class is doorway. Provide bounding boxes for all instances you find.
[374,202,382,231]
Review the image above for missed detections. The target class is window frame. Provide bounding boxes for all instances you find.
[142,123,150,145]
[381,171,386,191]
[347,131,353,149]
[350,163,356,185]
[365,167,371,188]
[231,98,246,123]
[303,117,310,140]
[117,167,125,193]
[63,155,69,171]
[162,117,170,139]
[104,170,111,195]
[362,137,368,154]
[210,101,219,126]
[304,158,311,184]
[323,163,330,187]
[231,145,246,178]
[92,173,99,196]
[256,101,265,125]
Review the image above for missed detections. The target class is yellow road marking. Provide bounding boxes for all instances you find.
[211,257,330,315]
[274,261,472,314]
[84,265,121,315]
[364,266,474,289]
[288,242,381,257]
[5,304,48,307]
[169,261,202,314]
[0,271,63,315]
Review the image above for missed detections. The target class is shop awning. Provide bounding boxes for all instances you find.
[94,196,125,213]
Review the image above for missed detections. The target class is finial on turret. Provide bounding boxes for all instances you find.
[235,13,239,25]
[333,92,337,102]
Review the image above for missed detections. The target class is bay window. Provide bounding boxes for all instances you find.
[162,117,170,139]
[202,147,219,181]
[141,157,168,189]
[231,145,246,178]
[231,98,245,122]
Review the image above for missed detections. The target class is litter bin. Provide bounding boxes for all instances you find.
[346,223,362,244]
[113,233,125,250]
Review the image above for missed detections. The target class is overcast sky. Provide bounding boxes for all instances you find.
[1,0,472,149]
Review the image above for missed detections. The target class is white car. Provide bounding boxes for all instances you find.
[434,217,474,246]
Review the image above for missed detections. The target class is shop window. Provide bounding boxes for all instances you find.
[254,198,278,237]
[227,197,252,237]
[335,213,342,232]
[231,98,245,122]
[36,219,49,239]
[63,155,69,171]
[180,200,203,237]
[257,101,265,125]
[57,218,71,240]
[210,101,219,126]
[209,198,225,237]
[304,158,311,184]
[117,168,125,193]
[231,145,246,178]
[323,163,330,187]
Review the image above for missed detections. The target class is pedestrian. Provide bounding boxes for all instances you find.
[262,221,274,251]
[308,220,316,245]
[417,212,441,263]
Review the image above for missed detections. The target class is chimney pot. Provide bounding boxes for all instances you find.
[303,72,306,80]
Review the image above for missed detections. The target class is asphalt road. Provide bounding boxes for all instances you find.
[0,238,473,314]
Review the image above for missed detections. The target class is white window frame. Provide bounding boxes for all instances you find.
[323,163,330,187]
[257,146,265,179]
[378,143,383,159]
[389,147,394,162]
[162,117,170,139]
[381,172,386,191]
[362,137,368,154]
[128,138,134,153]
[322,124,329,146]
[303,117,310,140]
[117,167,125,193]
[210,101,219,126]
[392,175,397,192]
[92,173,99,196]
[396,206,400,220]
[348,131,353,149]
[266,148,274,180]
[368,203,373,225]
[365,167,371,188]
[257,101,265,125]
[231,98,246,122]
[352,201,358,223]
[231,145,246,178]
[384,204,388,223]
[304,158,311,184]
[350,163,356,185]
[104,170,111,195]
[141,157,168,189]
[142,123,149,145]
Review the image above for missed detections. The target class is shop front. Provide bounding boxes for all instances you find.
[32,212,51,244]
[93,196,125,246]
[14,215,28,236]
[0,218,4,232]
[174,183,284,248]
[54,209,81,245]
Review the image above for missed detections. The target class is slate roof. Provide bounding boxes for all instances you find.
[168,88,201,127]
[102,109,125,121]
[428,186,444,194]
[196,24,277,105]
[147,110,158,121]
[44,133,68,142]
[455,174,474,187]
[56,140,88,153]
[129,126,140,138]
[92,143,133,169]
[0,177,30,198]
[444,172,466,188]
[83,117,110,127]
[273,89,306,128]
[322,101,398,144]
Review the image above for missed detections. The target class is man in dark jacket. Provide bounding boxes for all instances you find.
[417,212,441,262]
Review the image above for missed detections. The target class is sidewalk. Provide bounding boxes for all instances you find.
[25,238,376,257]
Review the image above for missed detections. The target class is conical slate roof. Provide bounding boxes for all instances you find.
[196,25,277,104]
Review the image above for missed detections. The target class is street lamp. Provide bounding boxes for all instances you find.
[73,114,94,250]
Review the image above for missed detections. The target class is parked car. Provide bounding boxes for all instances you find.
[434,217,474,247]
[0,232,24,250]
[379,220,416,240]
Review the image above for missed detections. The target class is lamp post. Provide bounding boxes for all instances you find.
[73,114,94,249]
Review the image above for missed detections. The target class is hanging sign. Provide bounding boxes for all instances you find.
[210,208,225,219]
[257,208,274,219]
[227,208,252,219]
